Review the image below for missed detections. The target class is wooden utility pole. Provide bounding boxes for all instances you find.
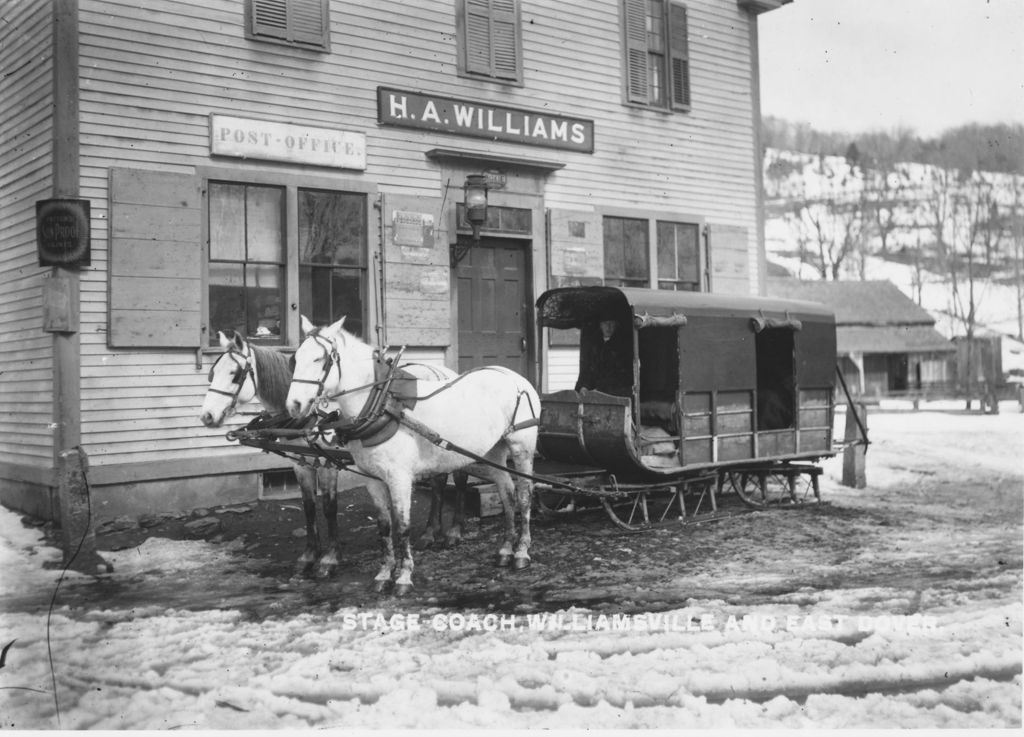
[841,403,867,489]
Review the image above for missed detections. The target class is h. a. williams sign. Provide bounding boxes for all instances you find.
[377,88,594,153]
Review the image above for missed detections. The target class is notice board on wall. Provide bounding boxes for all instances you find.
[381,193,451,347]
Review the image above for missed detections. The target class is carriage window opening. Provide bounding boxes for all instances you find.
[298,189,368,338]
[603,216,649,287]
[638,327,679,432]
[755,328,795,431]
[576,318,633,397]
[208,183,285,347]
[656,221,700,291]
[458,0,523,84]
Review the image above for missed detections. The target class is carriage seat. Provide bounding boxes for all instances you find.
[638,398,678,433]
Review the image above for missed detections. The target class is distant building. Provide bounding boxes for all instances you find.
[766,280,955,396]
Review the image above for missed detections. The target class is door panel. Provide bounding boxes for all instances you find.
[456,236,529,375]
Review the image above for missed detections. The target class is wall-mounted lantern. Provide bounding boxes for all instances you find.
[464,174,489,240]
[451,174,489,266]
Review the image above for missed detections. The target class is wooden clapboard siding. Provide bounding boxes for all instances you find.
[65,0,763,472]
[0,0,54,470]
[546,347,580,393]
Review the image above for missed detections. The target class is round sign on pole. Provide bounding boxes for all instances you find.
[37,198,91,267]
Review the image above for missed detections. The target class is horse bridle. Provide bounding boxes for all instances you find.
[289,333,340,400]
[206,346,255,410]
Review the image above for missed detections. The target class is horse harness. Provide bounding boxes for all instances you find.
[295,333,539,449]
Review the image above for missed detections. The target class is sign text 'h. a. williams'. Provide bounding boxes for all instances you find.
[377,88,594,153]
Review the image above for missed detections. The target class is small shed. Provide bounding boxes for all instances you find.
[766,279,954,397]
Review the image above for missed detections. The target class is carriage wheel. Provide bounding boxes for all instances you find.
[721,468,817,509]
[600,486,685,531]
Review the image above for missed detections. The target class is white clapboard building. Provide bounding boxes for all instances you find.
[0,0,789,519]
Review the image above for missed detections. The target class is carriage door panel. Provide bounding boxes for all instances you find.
[456,236,529,375]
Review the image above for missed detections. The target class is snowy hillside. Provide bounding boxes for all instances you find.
[763,148,1023,343]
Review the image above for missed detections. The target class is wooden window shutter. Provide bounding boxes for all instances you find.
[668,2,691,110]
[623,0,649,104]
[108,168,202,348]
[491,0,521,80]
[465,0,493,75]
[251,0,327,48]
[464,0,522,81]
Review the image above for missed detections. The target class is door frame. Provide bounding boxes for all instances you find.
[454,233,534,377]
[448,187,545,385]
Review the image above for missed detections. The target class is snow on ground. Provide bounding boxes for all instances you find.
[1,406,1021,729]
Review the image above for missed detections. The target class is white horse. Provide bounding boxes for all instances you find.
[200,330,467,578]
[286,316,540,595]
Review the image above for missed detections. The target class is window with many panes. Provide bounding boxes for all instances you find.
[602,215,701,289]
[207,183,368,346]
[247,0,330,51]
[458,0,523,83]
[623,0,690,110]
[298,189,368,339]
[656,221,700,290]
[208,183,286,346]
[603,216,650,287]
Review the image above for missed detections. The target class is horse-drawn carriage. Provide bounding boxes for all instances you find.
[532,285,852,528]
[206,287,862,590]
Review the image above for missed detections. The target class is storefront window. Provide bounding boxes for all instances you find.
[298,189,368,337]
[656,220,700,291]
[208,182,285,345]
[603,216,650,287]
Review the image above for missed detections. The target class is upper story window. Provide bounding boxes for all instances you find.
[457,0,523,84]
[623,0,690,111]
[247,0,330,51]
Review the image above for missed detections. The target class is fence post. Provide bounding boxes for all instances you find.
[842,403,867,489]
[56,446,113,574]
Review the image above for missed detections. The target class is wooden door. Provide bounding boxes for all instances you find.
[456,236,530,376]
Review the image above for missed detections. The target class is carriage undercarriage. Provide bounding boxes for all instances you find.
[227,413,831,534]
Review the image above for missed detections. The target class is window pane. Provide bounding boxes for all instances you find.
[300,266,365,338]
[603,217,626,279]
[209,262,246,342]
[246,185,284,262]
[657,221,699,284]
[623,219,649,279]
[298,189,365,265]
[246,264,283,342]
[209,183,245,261]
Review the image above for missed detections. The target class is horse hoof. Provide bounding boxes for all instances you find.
[512,557,531,571]
[495,554,512,567]
[444,529,464,548]
[393,582,414,597]
[316,565,337,580]
[372,579,391,594]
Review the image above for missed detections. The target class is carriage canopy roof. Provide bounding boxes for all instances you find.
[536,286,835,330]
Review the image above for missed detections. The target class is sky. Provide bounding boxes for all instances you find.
[757,0,1024,138]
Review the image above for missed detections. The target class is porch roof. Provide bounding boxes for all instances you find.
[838,325,955,355]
